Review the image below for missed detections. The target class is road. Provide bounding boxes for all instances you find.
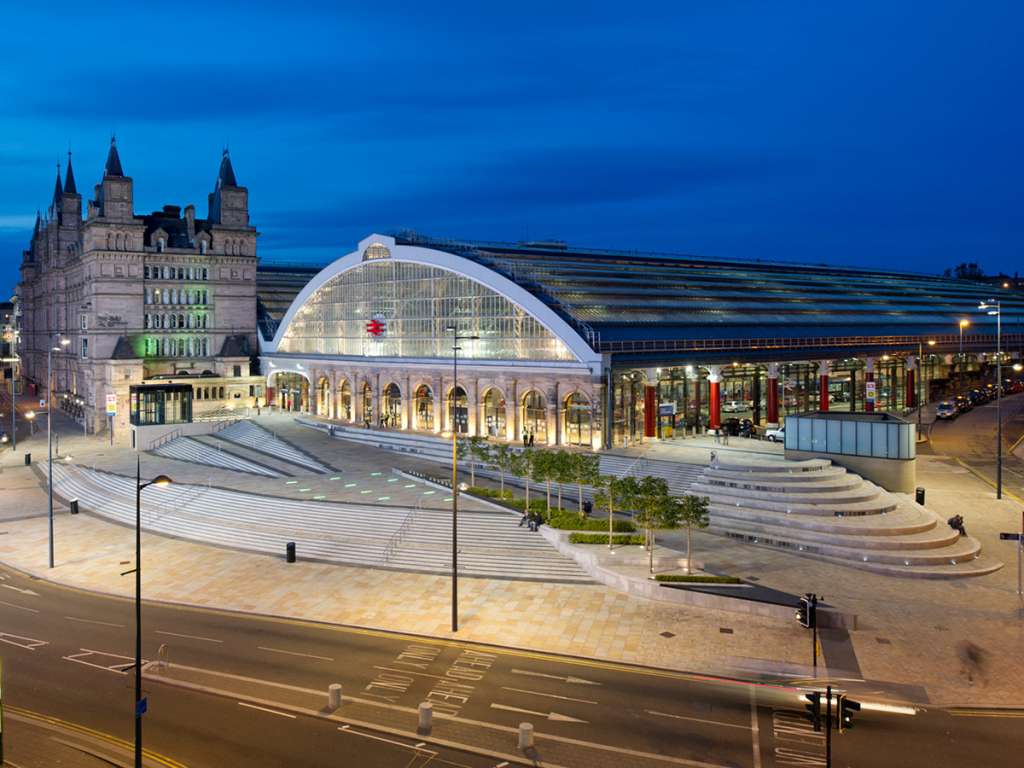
[1,564,1022,767]
[928,391,1024,500]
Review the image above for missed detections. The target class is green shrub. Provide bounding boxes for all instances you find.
[654,574,742,584]
[547,511,635,532]
[466,486,514,500]
[568,533,645,545]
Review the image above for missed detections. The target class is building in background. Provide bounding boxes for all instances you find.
[16,138,263,438]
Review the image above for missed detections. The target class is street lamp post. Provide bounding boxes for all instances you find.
[979,301,1002,499]
[47,334,69,568]
[958,320,970,392]
[916,339,936,431]
[445,326,478,633]
[133,456,172,768]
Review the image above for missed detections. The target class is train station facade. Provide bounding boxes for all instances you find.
[260,233,1024,450]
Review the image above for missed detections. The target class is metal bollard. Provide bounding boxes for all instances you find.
[328,683,342,709]
[915,487,925,505]
[418,702,433,732]
[157,643,169,672]
[24,452,31,466]
[69,499,79,515]
[518,722,534,750]
[286,541,296,563]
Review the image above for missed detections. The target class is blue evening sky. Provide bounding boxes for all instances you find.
[1,1,1020,297]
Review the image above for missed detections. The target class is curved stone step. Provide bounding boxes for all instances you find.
[709,513,960,551]
[692,485,898,516]
[713,458,833,473]
[696,481,880,504]
[701,471,861,494]
[707,503,938,536]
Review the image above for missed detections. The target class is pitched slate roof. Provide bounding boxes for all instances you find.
[104,136,124,177]
[64,152,77,194]
[111,336,139,359]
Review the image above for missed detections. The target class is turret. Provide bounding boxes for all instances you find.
[60,151,82,225]
[207,149,249,227]
[94,135,133,221]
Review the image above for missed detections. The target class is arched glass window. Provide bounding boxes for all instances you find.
[384,383,402,427]
[361,381,373,425]
[481,388,506,438]
[317,377,331,416]
[448,386,468,435]
[278,261,575,361]
[414,384,433,431]
[337,380,352,421]
[564,391,592,447]
[521,390,547,444]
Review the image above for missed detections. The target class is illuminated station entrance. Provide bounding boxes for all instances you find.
[261,234,1023,449]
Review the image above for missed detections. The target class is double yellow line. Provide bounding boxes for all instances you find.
[6,705,188,767]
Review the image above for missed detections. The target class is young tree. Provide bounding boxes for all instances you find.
[509,449,534,511]
[551,450,576,514]
[489,443,515,498]
[571,453,602,518]
[530,450,556,519]
[594,474,638,550]
[633,476,679,574]
[680,494,711,574]
[465,435,489,486]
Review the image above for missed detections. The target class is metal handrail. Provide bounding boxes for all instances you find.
[383,498,420,562]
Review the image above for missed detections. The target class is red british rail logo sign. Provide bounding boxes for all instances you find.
[366,318,386,337]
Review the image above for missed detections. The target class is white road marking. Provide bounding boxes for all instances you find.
[0,632,48,651]
[238,701,296,719]
[510,668,601,685]
[63,649,142,675]
[2,584,39,596]
[257,646,334,662]
[500,686,598,705]
[646,710,752,731]
[64,615,125,628]
[155,630,223,644]
[495,763,510,768]
[0,599,40,613]
[337,726,437,753]
[750,688,762,768]
[490,703,588,723]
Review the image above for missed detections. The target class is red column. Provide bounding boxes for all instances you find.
[709,380,721,429]
[643,384,657,438]
[767,376,779,424]
[865,371,875,412]
[265,386,275,407]
[819,374,830,411]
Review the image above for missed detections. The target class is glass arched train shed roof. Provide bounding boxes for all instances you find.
[265,232,1024,369]
[391,233,1024,365]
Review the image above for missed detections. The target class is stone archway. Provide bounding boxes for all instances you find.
[481,387,506,439]
[316,376,330,416]
[521,389,547,444]
[335,378,352,421]
[448,385,469,435]
[563,390,592,447]
[360,381,373,426]
[414,384,434,431]
[383,382,402,428]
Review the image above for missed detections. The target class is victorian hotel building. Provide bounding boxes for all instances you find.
[17,139,262,438]
[261,233,1023,449]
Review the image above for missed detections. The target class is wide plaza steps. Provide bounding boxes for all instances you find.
[47,462,590,583]
[152,436,285,477]
[693,457,999,577]
[215,420,332,474]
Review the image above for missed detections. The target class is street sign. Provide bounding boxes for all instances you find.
[39,398,46,408]
[999,532,1023,541]
[136,696,148,716]
[105,393,117,416]
[865,382,876,402]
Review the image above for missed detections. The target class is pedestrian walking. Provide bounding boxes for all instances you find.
[519,511,529,527]
[523,429,529,447]
[714,428,721,444]
[583,499,593,516]
[722,429,729,446]
[529,431,535,447]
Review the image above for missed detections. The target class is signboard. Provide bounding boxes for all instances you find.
[865,382,877,402]
[999,532,1022,541]
[365,314,387,338]
[39,398,46,408]
[659,402,676,416]
[106,393,117,416]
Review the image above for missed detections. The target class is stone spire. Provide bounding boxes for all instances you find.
[52,161,63,204]
[216,148,237,188]
[64,151,77,194]
[104,134,124,177]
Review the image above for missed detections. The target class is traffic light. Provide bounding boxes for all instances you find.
[795,593,817,628]
[802,691,822,731]
[836,694,861,732]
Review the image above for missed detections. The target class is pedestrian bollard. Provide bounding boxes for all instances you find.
[328,683,342,709]
[286,541,296,563]
[157,643,169,673]
[418,702,433,733]
[915,487,926,505]
[69,498,79,515]
[24,452,30,466]
[518,722,534,750]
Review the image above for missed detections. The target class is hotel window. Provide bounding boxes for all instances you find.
[80,314,87,330]
[157,238,165,253]
[200,241,208,255]
[81,338,88,359]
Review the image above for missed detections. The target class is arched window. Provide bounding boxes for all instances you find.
[414,384,433,431]
[521,390,547,444]
[564,391,592,447]
[337,379,352,421]
[448,386,468,435]
[169,314,177,329]
[317,377,331,416]
[481,388,506,438]
[361,381,373,425]
[383,383,402,427]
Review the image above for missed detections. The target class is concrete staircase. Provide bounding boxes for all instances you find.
[48,462,590,583]
[690,457,1000,577]
[152,436,284,477]
[215,420,332,474]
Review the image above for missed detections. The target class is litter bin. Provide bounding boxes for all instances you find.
[69,499,79,515]
[915,487,925,505]
[24,452,31,466]
[286,541,296,563]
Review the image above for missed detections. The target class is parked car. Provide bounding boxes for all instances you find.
[954,394,972,413]
[765,425,785,442]
[935,401,957,420]
[722,417,742,436]
[722,400,747,413]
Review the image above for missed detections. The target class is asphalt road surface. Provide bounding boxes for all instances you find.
[1,563,1022,767]
[928,391,1024,500]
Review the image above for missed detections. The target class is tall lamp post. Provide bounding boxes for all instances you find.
[133,457,172,768]
[47,334,70,568]
[979,301,1002,499]
[445,326,478,633]
[916,339,936,430]
[958,319,970,392]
